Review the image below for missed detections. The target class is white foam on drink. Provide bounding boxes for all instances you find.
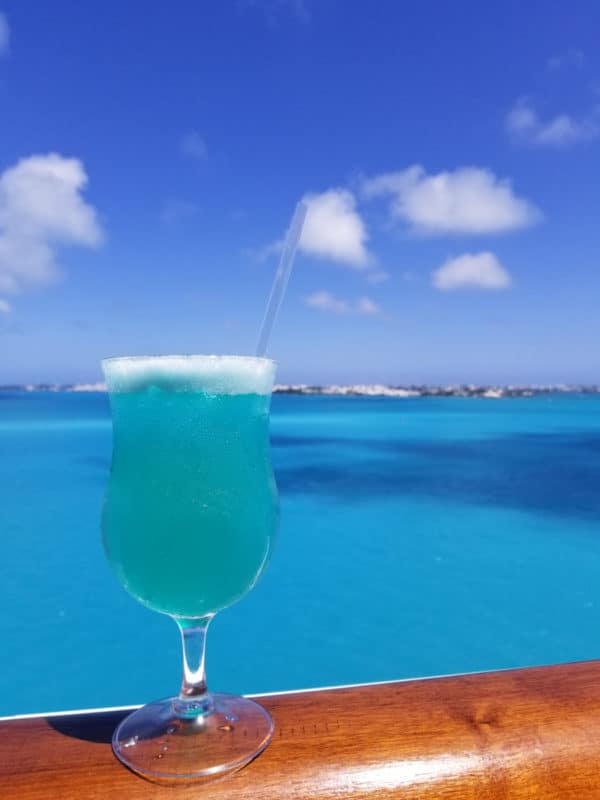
[102,355,276,395]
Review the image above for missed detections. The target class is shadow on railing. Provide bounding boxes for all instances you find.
[48,709,128,744]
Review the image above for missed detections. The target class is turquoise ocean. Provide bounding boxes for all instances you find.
[2,391,600,717]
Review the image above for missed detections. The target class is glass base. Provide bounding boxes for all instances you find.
[112,693,274,782]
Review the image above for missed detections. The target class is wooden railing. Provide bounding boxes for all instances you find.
[2,659,600,798]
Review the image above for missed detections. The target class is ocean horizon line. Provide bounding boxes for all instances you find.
[2,383,600,399]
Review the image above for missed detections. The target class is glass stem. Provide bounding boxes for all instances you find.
[174,615,214,717]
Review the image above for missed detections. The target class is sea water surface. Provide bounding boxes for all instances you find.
[2,391,600,716]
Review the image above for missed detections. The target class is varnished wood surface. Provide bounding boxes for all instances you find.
[3,660,600,799]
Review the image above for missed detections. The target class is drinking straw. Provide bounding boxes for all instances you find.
[255,201,308,357]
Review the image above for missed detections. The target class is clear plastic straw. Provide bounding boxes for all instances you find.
[255,201,308,357]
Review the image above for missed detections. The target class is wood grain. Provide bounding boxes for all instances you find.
[3,660,600,799]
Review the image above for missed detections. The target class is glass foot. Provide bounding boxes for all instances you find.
[112,693,274,782]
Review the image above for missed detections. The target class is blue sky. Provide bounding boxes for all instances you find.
[1,0,600,385]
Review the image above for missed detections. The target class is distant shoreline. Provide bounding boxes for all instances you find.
[2,383,600,399]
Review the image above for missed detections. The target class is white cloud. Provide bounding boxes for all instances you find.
[362,165,540,234]
[356,296,382,315]
[0,153,103,298]
[250,238,284,263]
[506,98,600,147]
[305,290,383,315]
[0,298,10,313]
[305,290,349,314]
[432,252,512,291]
[547,49,584,71]
[0,13,9,56]
[180,131,208,159]
[366,270,390,284]
[300,189,372,267]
